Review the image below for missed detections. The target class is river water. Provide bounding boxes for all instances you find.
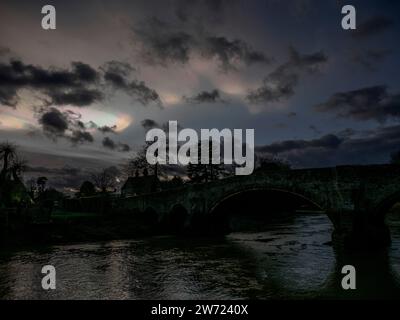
[0,213,399,300]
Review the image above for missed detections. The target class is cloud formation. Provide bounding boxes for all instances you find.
[38,107,94,145]
[102,136,130,152]
[257,134,343,154]
[315,85,400,122]
[201,36,271,71]
[352,49,392,71]
[0,59,161,108]
[0,60,101,107]
[184,89,224,104]
[133,17,270,70]
[102,61,162,106]
[256,125,400,168]
[141,118,160,130]
[98,125,117,134]
[353,16,394,38]
[247,47,328,104]
[38,107,69,137]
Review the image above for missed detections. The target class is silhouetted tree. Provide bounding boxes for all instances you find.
[91,167,117,193]
[79,180,96,197]
[0,141,17,181]
[10,157,27,183]
[0,142,31,207]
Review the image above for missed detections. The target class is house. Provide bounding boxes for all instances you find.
[121,175,160,197]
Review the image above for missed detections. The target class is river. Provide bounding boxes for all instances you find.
[0,213,399,299]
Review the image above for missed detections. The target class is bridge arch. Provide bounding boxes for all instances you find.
[209,186,324,216]
[207,187,325,234]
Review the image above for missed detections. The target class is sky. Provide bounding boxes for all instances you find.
[1,0,400,190]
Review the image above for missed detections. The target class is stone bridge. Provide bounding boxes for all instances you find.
[89,165,400,249]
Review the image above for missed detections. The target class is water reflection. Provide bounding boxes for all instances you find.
[0,213,399,299]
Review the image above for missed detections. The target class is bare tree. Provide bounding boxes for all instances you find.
[91,167,118,193]
[79,181,96,197]
[10,157,27,183]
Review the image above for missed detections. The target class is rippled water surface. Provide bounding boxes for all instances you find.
[1,213,399,299]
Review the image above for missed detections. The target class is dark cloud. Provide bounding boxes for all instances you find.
[132,17,270,70]
[0,58,161,108]
[98,125,117,134]
[0,60,101,107]
[247,47,327,104]
[353,16,394,38]
[69,130,94,145]
[140,119,183,133]
[102,137,130,152]
[101,61,135,88]
[128,80,162,106]
[38,108,69,137]
[256,125,400,168]
[0,86,18,107]
[352,49,392,71]
[133,18,194,66]
[72,62,100,83]
[37,107,94,145]
[256,134,343,154]
[184,89,224,104]
[48,88,103,107]
[102,60,162,106]
[315,85,400,122]
[141,119,160,130]
[201,36,271,71]
[86,120,118,134]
